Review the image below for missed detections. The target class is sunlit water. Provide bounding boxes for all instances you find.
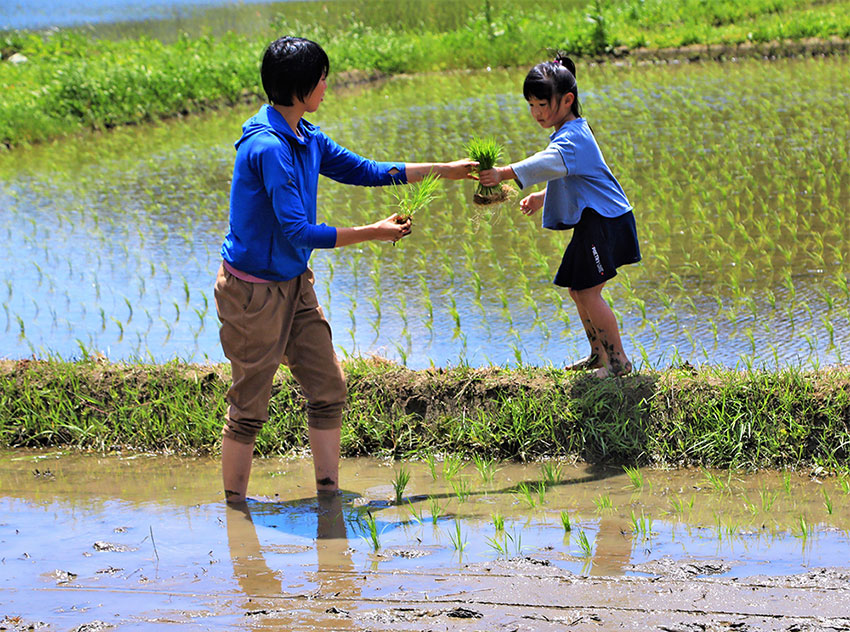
[1,450,848,628]
[0,0,292,32]
[1,57,848,369]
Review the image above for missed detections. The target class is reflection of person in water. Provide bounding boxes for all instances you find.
[590,516,634,576]
[225,492,359,628]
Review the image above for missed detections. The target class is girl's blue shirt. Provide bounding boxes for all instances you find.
[512,117,632,229]
[221,104,407,281]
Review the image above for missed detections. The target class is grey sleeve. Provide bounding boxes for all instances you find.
[511,147,568,189]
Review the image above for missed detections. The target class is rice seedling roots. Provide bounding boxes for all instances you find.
[472,183,517,206]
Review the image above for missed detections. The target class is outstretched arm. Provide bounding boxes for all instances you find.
[404,160,477,182]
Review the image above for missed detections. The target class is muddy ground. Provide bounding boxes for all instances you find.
[3,557,849,631]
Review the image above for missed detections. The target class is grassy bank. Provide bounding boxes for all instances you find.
[2,358,849,472]
[1,0,849,147]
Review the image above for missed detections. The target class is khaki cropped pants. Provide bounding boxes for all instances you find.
[214,263,347,443]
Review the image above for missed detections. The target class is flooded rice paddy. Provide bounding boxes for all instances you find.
[1,450,849,630]
[1,56,849,370]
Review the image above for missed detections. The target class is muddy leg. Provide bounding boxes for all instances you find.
[571,284,631,378]
[222,435,255,504]
[567,289,607,370]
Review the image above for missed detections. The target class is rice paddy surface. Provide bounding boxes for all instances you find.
[1,55,847,370]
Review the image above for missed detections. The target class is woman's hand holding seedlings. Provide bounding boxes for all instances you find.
[376,214,412,244]
[519,191,545,216]
[334,215,411,247]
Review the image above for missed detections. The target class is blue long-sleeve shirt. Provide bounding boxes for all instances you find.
[511,118,632,229]
[221,104,407,281]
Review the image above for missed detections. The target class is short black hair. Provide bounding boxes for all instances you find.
[523,54,581,118]
[261,36,329,106]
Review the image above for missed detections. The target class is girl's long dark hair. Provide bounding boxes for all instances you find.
[522,53,581,118]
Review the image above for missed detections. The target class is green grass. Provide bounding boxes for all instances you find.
[3,358,850,472]
[2,0,849,146]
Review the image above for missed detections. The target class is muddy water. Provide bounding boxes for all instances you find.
[1,450,849,630]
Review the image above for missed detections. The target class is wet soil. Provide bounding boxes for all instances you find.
[2,451,849,631]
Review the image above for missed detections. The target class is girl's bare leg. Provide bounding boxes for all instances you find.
[567,290,608,370]
[571,284,632,378]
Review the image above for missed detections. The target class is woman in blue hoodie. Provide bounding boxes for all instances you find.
[215,36,474,504]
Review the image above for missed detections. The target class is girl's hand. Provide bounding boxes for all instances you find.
[519,191,545,216]
[373,214,412,243]
[477,167,502,188]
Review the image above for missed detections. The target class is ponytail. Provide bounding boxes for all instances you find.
[522,51,582,118]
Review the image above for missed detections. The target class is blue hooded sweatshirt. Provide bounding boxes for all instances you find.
[221,104,407,281]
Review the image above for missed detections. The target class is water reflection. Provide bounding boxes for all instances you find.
[226,493,361,629]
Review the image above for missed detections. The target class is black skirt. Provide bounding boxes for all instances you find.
[553,208,641,290]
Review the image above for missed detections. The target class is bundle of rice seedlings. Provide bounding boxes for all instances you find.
[466,136,516,205]
[391,171,442,224]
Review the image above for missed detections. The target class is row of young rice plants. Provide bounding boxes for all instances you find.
[1,56,848,369]
[351,460,850,569]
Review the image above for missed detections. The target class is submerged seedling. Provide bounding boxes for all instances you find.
[593,494,614,512]
[492,511,505,531]
[472,454,498,483]
[575,530,593,558]
[361,511,381,551]
[392,466,411,504]
[429,496,445,525]
[447,519,467,553]
[541,461,563,487]
[623,465,645,490]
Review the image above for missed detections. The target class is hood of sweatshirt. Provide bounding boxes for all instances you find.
[234,104,318,150]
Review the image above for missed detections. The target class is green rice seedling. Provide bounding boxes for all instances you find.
[391,171,441,225]
[559,511,572,533]
[783,472,793,496]
[822,488,834,515]
[443,454,464,481]
[668,496,694,517]
[423,453,438,481]
[447,519,467,553]
[630,509,653,539]
[465,136,514,205]
[702,468,727,494]
[839,477,850,495]
[541,461,563,487]
[472,454,498,483]
[361,510,381,551]
[492,511,505,532]
[759,487,778,512]
[593,494,614,512]
[407,501,424,525]
[796,515,812,541]
[429,496,445,525]
[392,466,411,505]
[451,478,471,503]
[536,483,547,506]
[486,532,508,557]
[623,465,644,490]
[515,482,537,508]
[575,530,593,558]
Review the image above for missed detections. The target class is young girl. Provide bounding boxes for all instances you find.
[478,54,640,378]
